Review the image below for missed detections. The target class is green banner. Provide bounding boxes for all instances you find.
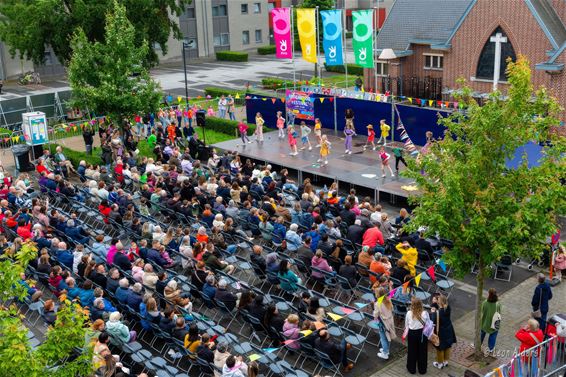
[352,10,374,68]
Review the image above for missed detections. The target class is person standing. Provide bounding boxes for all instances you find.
[344,124,356,155]
[364,124,376,150]
[238,121,251,145]
[379,147,394,178]
[374,287,397,360]
[431,295,456,369]
[254,113,265,142]
[480,288,501,354]
[393,147,407,173]
[553,245,566,280]
[405,297,429,375]
[531,273,553,331]
[287,124,298,156]
[83,125,95,156]
[515,318,544,376]
[300,121,312,151]
[218,96,227,119]
[314,118,323,147]
[318,135,331,165]
[345,109,355,130]
[227,95,236,121]
[276,111,285,139]
[377,119,390,146]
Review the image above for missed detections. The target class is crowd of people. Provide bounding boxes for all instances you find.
[1,110,563,377]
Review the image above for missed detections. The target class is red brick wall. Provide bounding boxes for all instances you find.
[444,0,566,109]
[551,0,566,26]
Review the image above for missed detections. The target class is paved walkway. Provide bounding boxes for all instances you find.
[373,272,566,377]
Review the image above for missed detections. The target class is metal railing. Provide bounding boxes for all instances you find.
[483,335,566,377]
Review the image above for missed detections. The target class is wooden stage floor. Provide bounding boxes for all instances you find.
[211,132,418,201]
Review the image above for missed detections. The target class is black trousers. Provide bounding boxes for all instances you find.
[395,156,407,171]
[406,328,428,374]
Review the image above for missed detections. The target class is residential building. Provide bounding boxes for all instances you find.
[364,0,566,128]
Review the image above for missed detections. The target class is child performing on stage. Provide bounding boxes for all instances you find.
[300,121,312,150]
[377,119,390,146]
[344,124,356,154]
[364,124,376,150]
[318,135,331,165]
[379,147,394,177]
[255,112,265,142]
[238,120,251,145]
[314,118,323,147]
[288,124,298,156]
[276,111,285,139]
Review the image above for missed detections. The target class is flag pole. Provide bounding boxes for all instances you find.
[342,8,348,89]
[373,7,377,93]
[316,6,321,87]
[291,5,296,91]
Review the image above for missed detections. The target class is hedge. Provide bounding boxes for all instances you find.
[204,116,256,136]
[324,63,364,76]
[47,144,103,167]
[203,87,242,98]
[257,45,276,55]
[216,51,249,62]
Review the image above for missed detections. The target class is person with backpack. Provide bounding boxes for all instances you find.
[480,288,501,355]
[531,273,553,331]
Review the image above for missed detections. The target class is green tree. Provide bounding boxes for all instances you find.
[403,57,566,358]
[0,0,190,67]
[0,242,92,377]
[68,1,162,126]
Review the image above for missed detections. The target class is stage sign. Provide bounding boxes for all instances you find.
[22,112,48,145]
[285,90,314,121]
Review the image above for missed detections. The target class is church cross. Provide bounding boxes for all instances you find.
[490,32,508,91]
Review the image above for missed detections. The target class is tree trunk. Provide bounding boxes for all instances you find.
[474,257,485,358]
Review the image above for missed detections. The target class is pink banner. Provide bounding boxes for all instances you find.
[271,8,292,59]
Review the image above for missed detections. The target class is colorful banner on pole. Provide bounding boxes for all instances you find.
[296,8,317,63]
[321,9,344,66]
[352,9,374,68]
[285,90,315,121]
[271,8,293,59]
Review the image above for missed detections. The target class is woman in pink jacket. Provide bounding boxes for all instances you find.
[311,249,334,280]
[282,314,301,350]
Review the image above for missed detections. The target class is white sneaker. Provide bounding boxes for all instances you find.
[379,348,383,353]
[324,160,328,165]
[432,362,443,369]
[443,362,448,368]
[248,141,253,144]
[315,144,321,147]
[372,146,377,150]
[300,146,306,150]
[382,174,386,177]
[317,159,322,162]
[348,150,352,154]
[308,147,312,151]
[377,352,389,360]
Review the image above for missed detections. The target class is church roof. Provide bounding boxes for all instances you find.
[375,0,476,53]
[525,0,566,50]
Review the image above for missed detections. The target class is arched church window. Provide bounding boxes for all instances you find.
[476,27,517,81]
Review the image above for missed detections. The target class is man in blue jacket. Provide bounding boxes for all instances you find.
[532,273,553,331]
[55,242,74,271]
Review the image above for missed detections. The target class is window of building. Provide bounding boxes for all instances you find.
[424,54,443,70]
[241,4,248,14]
[255,29,262,43]
[213,33,230,46]
[375,61,389,76]
[212,5,227,17]
[242,30,250,45]
[254,2,261,13]
[185,7,195,18]
[476,27,516,81]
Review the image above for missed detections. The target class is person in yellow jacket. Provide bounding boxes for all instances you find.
[378,119,391,146]
[396,241,418,276]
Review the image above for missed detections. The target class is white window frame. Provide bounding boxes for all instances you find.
[375,60,389,76]
[424,53,443,70]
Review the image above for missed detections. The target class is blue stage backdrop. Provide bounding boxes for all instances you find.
[246,94,450,146]
[245,94,285,129]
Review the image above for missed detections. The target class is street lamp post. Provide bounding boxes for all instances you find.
[182,41,190,101]
[378,48,397,143]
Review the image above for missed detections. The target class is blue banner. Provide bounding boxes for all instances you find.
[321,10,344,66]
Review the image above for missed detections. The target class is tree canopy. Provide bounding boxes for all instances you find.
[403,56,566,356]
[68,1,162,124]
[0,0,190,67]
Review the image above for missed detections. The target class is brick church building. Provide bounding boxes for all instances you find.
[366,0,566,124]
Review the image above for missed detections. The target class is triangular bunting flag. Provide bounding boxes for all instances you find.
[403,281,410,291]
[429,100,434,106]
[415,273,422,287]
[263,347,278,353]
[377,295,385,307]
[361,86,365,93]
[299,329,313,336]
[282,340,295,345]
[271,98,276,104]
[400,134,409,141]
[436,100,442,106]
[328,313,343,321]
[341,307,355,315]
[408,97,413,104]
[411,150,419,156]
[354,302,368,308]
[262,98,267,101]
[281,98,285,103]
[319,97,325,103]
[197,95,202,99]
[388,288,396,298]
[453,101,459,109]
[444,101,450,107]
[248,354,261,361]
[427,265,436,281]
[177,96,182,103]
[235,93,240,99]
[438,259,447,273]
[245,96,251,100]
[329,97,334,102]
[459,102,464,109]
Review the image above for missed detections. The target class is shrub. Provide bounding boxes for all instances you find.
[257,45,276,55]
[204,116,256,136]
[324,63,364,76]
[47,144,102,166]
[216,51,249,62]
[204,87,242,98]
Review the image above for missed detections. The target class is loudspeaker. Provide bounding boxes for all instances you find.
[197,145,211,161]
[196,110,206,127]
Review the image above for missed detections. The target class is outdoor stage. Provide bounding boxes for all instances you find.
[211,131,419,203]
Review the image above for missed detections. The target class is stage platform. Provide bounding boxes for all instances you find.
[211,132,419,203]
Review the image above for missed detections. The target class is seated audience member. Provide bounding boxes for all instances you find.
[314,329,354,372]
